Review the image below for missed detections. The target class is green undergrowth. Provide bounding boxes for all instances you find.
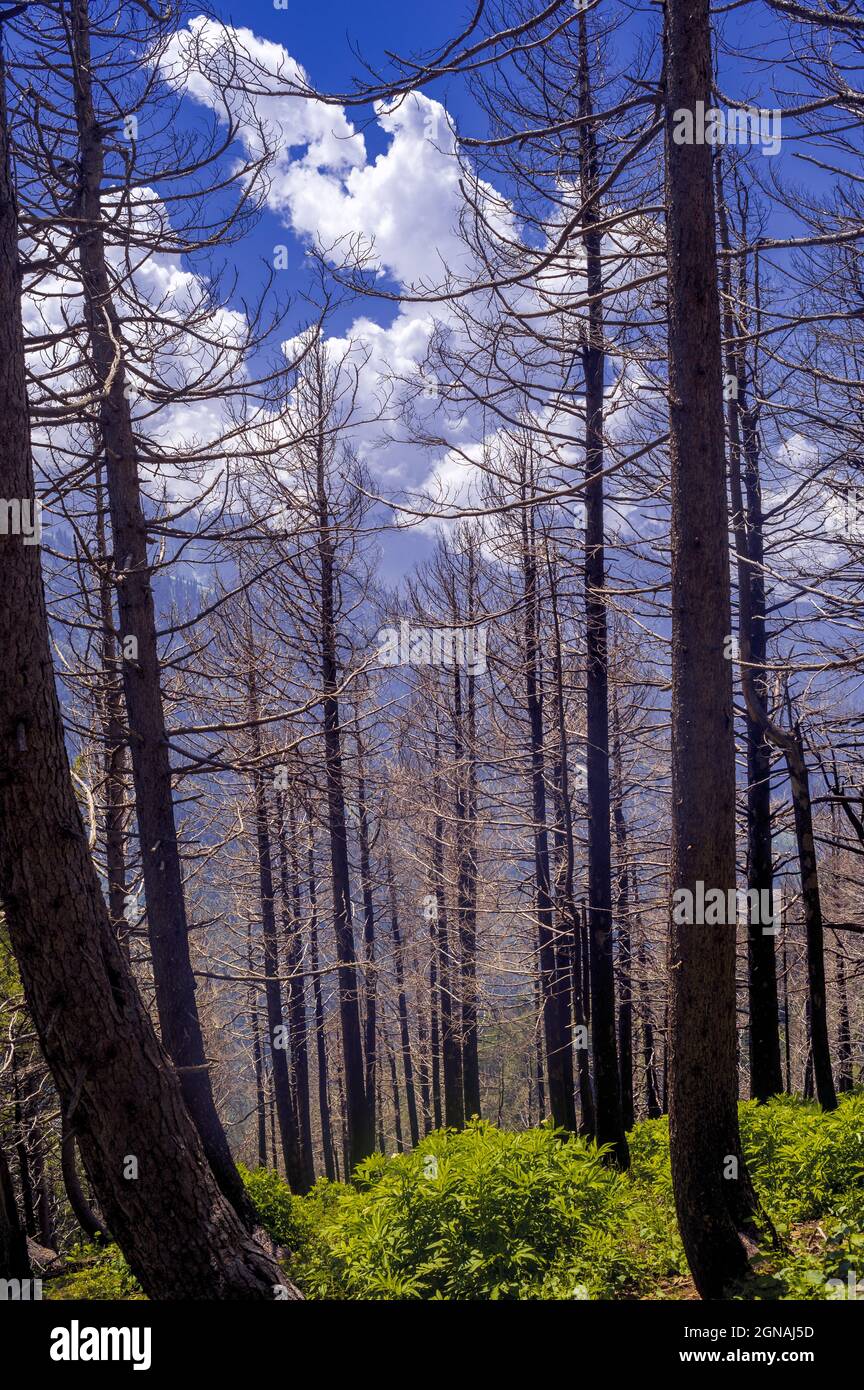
[45,1092,864,1301]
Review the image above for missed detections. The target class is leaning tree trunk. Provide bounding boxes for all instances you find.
[69,0,251,1223]
[61,1114,108,1245]
[0,54,296,1296]
[664,0,763,1298]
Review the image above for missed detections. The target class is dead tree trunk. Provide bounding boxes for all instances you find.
[664,0,763,1297]
[520,490,575,1132]
[0,50,295,1294]
[578,10,627,1167]
[432,722,465,1128]
[306,819,337,1180]
[454,659,481,1120]
[612,699,634,1132]
[387,850,420,1146]
[312,361,372,1167]
[354,725,379,1129]
[716,165,783,1102]
[246,676,306,1193]
[277,792,315,1190]
[69,0,251,1222]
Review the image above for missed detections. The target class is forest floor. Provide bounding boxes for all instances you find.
[45,1094,864,1302]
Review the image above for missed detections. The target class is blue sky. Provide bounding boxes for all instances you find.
[153,2,848,588]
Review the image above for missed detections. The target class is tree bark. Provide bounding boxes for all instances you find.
[664,0,763,1297]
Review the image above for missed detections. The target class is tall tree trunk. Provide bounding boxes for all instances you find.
[246,661,306,1192]
[247,923,268,1169]
[427,906,443,1129]
[95,461,129,942]
[387,851,420,1146]
[415,945,433,1135]
[313,362,372,1167]
[578,10,628,1167]
[12,1057,36,1240]
[385,1022,404,1151]
[31,1133,54,1250]
[664,0,763,1297]
[520,491,575,1132]
[0,50,295,1293]
[432,723,465,1129]
[306,821,337,1181]
[547,549,589,1133]
[354,725,378,1126]
[716,165,783,1102]
[788,736,836,1109]
[68,0,250,1223]
[454,659,481,1120]
[277,792,315,1190]
[571,908,595,1134]
[835,937,853,1093]
[782,931,792,1093]
[533,967,547,1120]
[612,699,634,1132]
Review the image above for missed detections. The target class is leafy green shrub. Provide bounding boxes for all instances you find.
[42,1093,864,1302]
[295,1120,685,1300]
[240,1164,319,1258]
[739,1092,864,1228]
[47,1244,144,1301]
